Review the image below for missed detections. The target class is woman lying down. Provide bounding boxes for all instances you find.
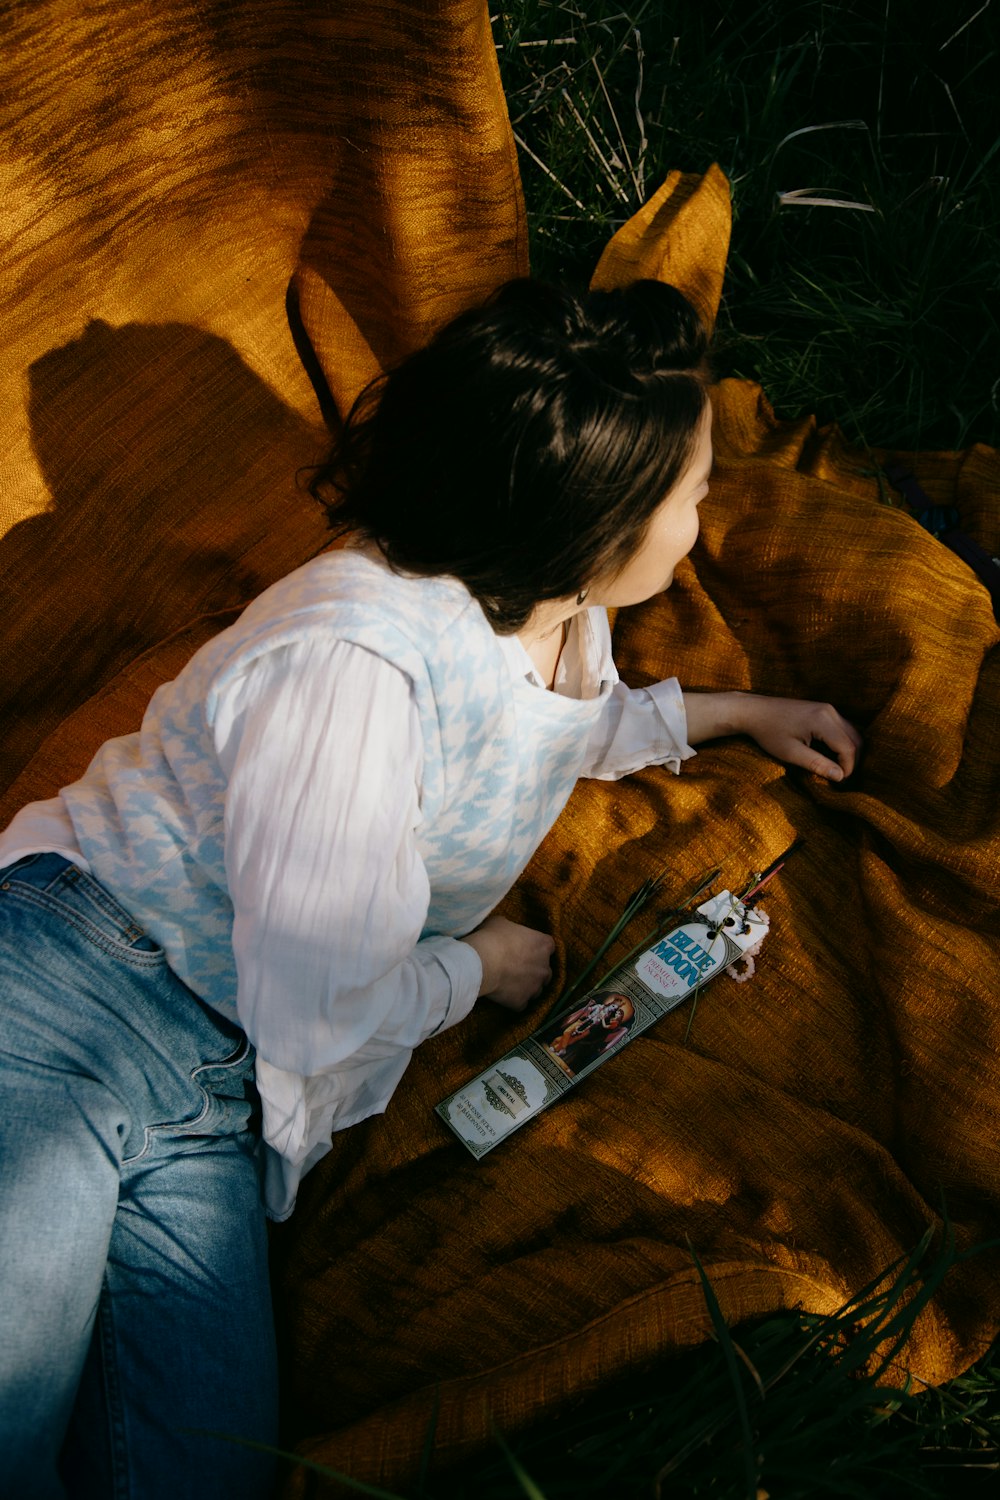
[0,277,860,1499]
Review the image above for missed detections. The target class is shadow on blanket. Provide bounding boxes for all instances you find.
[0,320,323,791]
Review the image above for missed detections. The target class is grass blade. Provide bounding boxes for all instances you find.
[680,1245,760,1500]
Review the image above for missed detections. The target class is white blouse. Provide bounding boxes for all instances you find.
[0,605,693,1216]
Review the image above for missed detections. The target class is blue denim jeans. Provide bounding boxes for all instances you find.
[0,853,279,1499]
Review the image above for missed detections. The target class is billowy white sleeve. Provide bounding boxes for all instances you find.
[580,677,696,780]
[212,635,482,1218]
[562,607,695,781]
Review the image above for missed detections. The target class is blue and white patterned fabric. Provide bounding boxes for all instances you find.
[59,550,612,1017]
[1,550,693,1215]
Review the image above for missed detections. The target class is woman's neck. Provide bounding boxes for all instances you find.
[520,618,566,689]
[518,597,585,689]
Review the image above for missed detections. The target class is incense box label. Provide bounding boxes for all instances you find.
[436,891,767,1158]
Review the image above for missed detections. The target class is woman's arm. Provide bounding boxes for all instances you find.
[682,690,863,781]
[214,636,550,1163]
[217,637,474,1072]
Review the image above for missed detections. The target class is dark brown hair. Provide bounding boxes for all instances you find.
[310,278,711,632]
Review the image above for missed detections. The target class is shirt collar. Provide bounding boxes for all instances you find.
[498,607,615,700]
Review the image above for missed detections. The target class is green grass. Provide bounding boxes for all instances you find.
[493,0,1000,452]
[272,1229,1000,1498]
[433,1234,1000,1499]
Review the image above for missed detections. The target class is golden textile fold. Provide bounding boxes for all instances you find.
[0,0,525,805]
[2,4,999,1496]
[590,163,731,334]
[276,383,1000,1491]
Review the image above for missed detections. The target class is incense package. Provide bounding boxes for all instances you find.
[437,890,769,1159]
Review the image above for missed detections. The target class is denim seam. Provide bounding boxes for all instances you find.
[121,1038,254,1164]
[49,866,148,934]
[1,882,166,969]
[191,1036,253,1082]
[96,1281,130,1500]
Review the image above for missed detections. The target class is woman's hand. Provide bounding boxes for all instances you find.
[683,690,862,782]
[462,915,556,1011]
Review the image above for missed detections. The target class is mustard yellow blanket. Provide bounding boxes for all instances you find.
[2,3,999,1495]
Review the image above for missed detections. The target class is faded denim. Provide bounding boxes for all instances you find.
[0,853,278,1499]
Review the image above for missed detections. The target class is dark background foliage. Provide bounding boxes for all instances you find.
[495,0,1000,451]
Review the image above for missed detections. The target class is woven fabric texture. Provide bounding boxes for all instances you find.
[2,3,999,1496]
[275,277,1000,1499]
[0,0,524,803]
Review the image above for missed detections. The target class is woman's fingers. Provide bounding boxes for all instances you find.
[803,704,863,780]
[740,696,863,781]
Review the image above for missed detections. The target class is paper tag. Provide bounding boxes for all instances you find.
[436,892,767,1158]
